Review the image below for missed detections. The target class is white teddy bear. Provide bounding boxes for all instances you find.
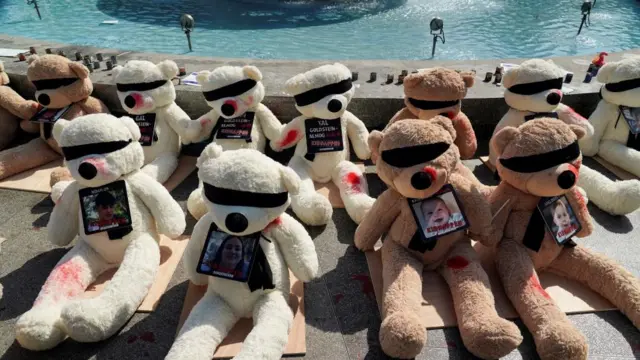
[488,58,640,215]
[15,114,186,351]
[165,144,318,360]
[182,65,283,220]
[270,63,374,226]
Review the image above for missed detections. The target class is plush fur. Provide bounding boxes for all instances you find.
[382,68,477,160]
[489,58,640,215]
[165,145,318,360]
[489,118,640,360]
[15,114,185,351]
[0,55,109,185]
[355,118,522,359]
[182,65,283,220]
[0,61,40,150]
[270,63,374,225]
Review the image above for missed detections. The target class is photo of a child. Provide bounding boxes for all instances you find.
[197,227,259,282]
[79,181,132,235]
[620,106,640,134]
[409,185,469,243]
[540,195,581,244]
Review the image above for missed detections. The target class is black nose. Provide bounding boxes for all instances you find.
[225,213,248,233]
[327,99,342,113]
[38,94,50,106]
[78,162,97,180]
[411,171,433,190]
[546,92,561,105]
[557,170,576,189]
[124,95,136,109]
[221,103,235,117]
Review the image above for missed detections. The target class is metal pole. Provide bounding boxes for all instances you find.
[431,35,437,58]
[592,0,596,7]
[185,30,192,51]
[34,1,41,20]
[577,13,587,35]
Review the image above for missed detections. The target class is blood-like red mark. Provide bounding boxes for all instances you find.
[351,274,375,300]
[36,260,85,305]
[574,188,588,212]
[140,331,156,343]
[334,293,344,304]
[423,167,437,182]
[265,216,282,231]
[446,111,456,120]
[280,130,299,148]
[344,172,363,192]
[446,256,469,270]
[199,118,211,126]
[566,106,587,121]
[529,274,550,299]
[567,164,579,181]
[127,335,138,344]
[573,159,582,171]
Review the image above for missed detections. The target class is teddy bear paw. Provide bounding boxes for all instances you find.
[461,316,522,359]
[291,193,333,226]
[15,306,66,351]
[379,312,426,359]
[536,322,588,360]
[60,298,121,342]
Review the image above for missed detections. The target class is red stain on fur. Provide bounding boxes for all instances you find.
[127,335,138,344]
[574,188,588,212]
[140,331,156,343]
[352,274,375,300]
[529,274,550,299]
[280,130,299,147]
[446,256,469,270]
[344,172,363,192]
[36,260,85,304]
[334,293,344,304]
[423,167,437,182]
[199,118,211,126]
[567,164,579,180]
[265,216,282,230]
[573,159,582,171]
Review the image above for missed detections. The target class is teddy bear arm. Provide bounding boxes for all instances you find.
[451,112,478,159]
[354,189,402,251]
[386,107,413,130]
[20,116,41,134]
[487,185,516,243]
[255,103,283,141]
[162,103,193,138]
[566,187,594,238]
[184,215,212,286]
[47,181,80,246]
[265,213,319,282]
[0,86,39,120]
[270,116,304,152]
[450,175,502,247]
[581,101,616,156]
[345,111,371,160]
[556,103,594,139]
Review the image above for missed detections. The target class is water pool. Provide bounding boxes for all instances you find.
[1,0,639,60]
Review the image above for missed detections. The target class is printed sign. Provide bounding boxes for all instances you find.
[215,112,255,141]
[30,105,71,124]
[538,195,582,245]
[305,118,344,154]
[131,113,157,146]
[79,180,133,236]
[620,106,640,135]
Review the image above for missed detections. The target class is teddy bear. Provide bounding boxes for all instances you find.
[354,117,522,359]
[270,63,374,226]
[489,118,640,360]
[179,65,283,220]
[165,144,318,360]
[0,60,41,150]
[15,113,186,351]
[0,55,109,185]
[487,58,640,215]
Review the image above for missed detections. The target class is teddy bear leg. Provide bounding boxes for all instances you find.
[577,164,640,215]
[331,160,375,224]
[288,156,333,226]
[548,246,640,329]
[0,137,59,180]
[496,240,587,360]
[15,241,110,350]
[379,240,426,359]
[438,241,522,359]
[61,234,160,342]
[165,291,238,360]
[233,291,293,360]
[598,140,640,177]
[187,182,208,220]
[141,152,180,184]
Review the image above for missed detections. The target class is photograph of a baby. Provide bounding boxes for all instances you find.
[541,196,581,244]
[197,229,258,282]
[410,185,469,242]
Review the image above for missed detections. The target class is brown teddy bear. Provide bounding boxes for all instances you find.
[384,68,477,160]
[489,118,640,360]
[0,55,109,183]
[355,117,522,359]
[0,60,40,150]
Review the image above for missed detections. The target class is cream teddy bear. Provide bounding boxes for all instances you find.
[488,58,640,215]
[15,113,186,351]
[165,144,318,360]
[270,63,374,226]
[181,65,283,220]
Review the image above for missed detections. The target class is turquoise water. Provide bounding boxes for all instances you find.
[1,0,639,60]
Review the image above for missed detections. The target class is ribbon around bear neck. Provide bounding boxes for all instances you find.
[498,141,580,173]
[116,80,168,93]
[407,98,460,110]
[202,79,257,102]
[61,140,133,161]
[507,78,563,95]
[32,78,78,91]
[605,78,640,93]
[293,78,352,107]
[380,142,450,168]
[202,182,289,208]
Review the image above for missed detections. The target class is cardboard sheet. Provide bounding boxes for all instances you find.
[176,272,306,359]
[314,163,366,208]
[593,156,636,181]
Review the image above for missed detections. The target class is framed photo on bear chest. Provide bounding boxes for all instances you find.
[215,112,255,141]
[131,113,157,146]
[537,195,582,246]
[29,105,71,124]
[196,224,261,283]
[407,184,470,252]
[79,180,133,236]
[305,118,344,154]
[620,106,640,135]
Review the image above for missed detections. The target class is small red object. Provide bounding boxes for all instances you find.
[179,66,186,76]
[592,52,609,67]
[18,53,26,61]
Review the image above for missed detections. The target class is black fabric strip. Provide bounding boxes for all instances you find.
[203,182,288,208]
[43,123,53,140]
[408,230,438,252]
[605,78,640,92]
[202,79,257,102]
[61,140,133,161]
[628,131,640,151]
[523,209,545,252]
[294,79,352,107]
[108,226,133,240]
[247,243,275,292]
[381,142,450,168]
[508,78,563,95]
[499,141,580,173]
[524,112,559,121]
[32,78,77,91]
[407,98,460,110]
[116,80,168,93]
[304,153,316,162]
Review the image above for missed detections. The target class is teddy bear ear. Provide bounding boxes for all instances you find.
[490,126,519,158]
[368,130,384,159]
[461,72,475,88]
[68,61,90,79]
[52,119,71,143]
[197,143,223,168]
[280,165,301,195]
[195,70,210,86]
[27,55,39,65]
[119,116,141,141]
[242,65,263,81]
[403,73,423,88]
[157,60,179,80]
[111,65,123,82]
[569,124,586,140]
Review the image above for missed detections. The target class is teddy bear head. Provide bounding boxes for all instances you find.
[112,60,178,115]
[403,68,474,120]
[27,55,93,109]
[285,63,355,119]
[503,59,565,113]
[369,117,460,199]
[53,114,144,187]
[197,144,301,236]
[597,56,640,108]
[492,118,585,197]
[0,61,9,86]
[196,65,265,119]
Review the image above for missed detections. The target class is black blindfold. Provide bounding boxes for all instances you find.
[116,80,168,93]
[32,78,78,91]
[202,79,257,102]
[408,98,460,110]
[604,78,640,93]
[203,182,288,208]
[294,79,352,107]
[499,141,580,173]
[381,142,450,168]
[61,140,132,161]
[508,78,563,95]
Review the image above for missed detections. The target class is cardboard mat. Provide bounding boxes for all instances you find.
[176,272,306,359]
[0,155,197,194]
[593,156,637,181]
[314,163,366,208]
[83,234,189,312]
[365,242,614,329]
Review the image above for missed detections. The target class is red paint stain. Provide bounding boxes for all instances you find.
[199,118,211,126]
[447,112,456,119]
[265,216,282,230]
[140,331,156,343]
[344,172,363,192]
[351,274,375,300]
[574,188,588,212]
[334,293,344,304]
[529,274,550,299]
[573,159,582,171]
[36,260,85,304]
[280,130,299,147]
[446,256,469,270]
[127,335,138,344]
[423,167,437,182]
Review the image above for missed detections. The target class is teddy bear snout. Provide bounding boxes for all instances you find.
[225,212,248,233]
[411,169,434,190]
[327,99,343,113]
[546,91,562,105]
[78,162,98,180]
[221,100,237,117]
[557,169,576,189]
[37,93,50,106]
